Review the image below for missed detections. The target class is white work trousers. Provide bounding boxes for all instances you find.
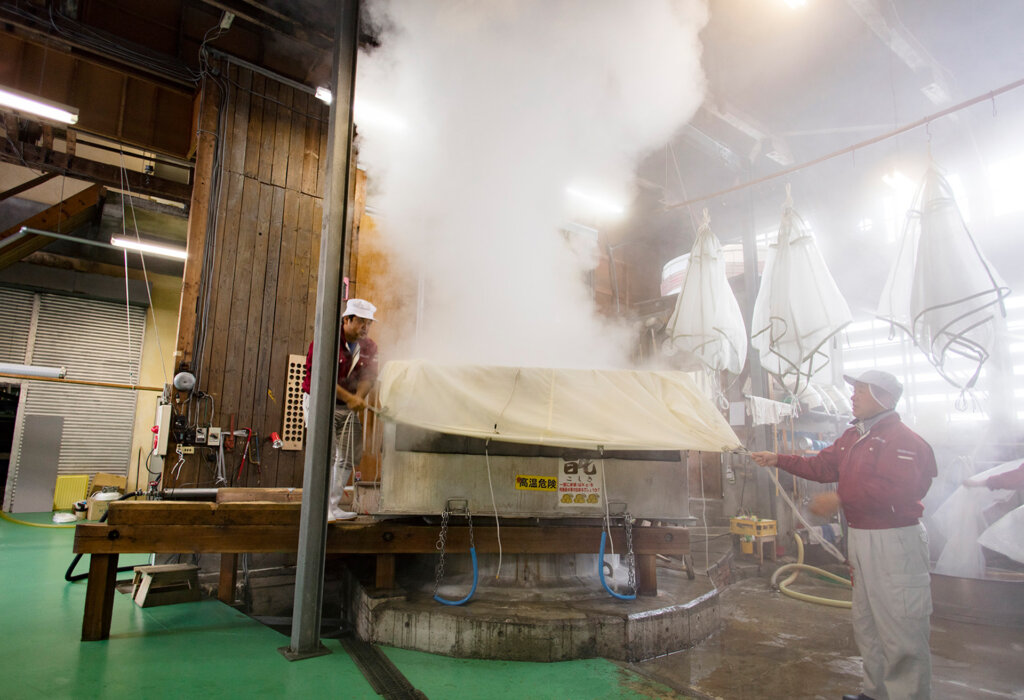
[848,523,932,700]
[302,394,363,511]
[328,404,362,511]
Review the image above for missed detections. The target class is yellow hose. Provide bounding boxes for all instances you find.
[0,511,76,528]
[771,531,852,609]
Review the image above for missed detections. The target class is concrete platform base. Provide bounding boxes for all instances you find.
[341,560,720,662]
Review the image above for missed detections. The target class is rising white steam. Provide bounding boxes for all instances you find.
[356,0,708,368]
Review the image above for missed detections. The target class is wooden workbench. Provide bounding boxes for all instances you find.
[73,500,690,641]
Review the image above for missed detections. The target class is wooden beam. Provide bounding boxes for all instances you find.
[173,80,220,370]
[218,553,238,604]
[0,172,58,201]
[0,140,191,203]
[21,250,175,279]
[215,488,303,504]
[0,183,104,270]
[375,554,396,589]
[197,0,332,51]
[636,555,658,597]
[75,503,689,640]
[82,552,119,641]
[73,520,690,556]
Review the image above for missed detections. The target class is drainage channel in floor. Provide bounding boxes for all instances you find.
[338,632,428,700]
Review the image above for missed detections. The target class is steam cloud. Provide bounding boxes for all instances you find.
[356,0,708,368]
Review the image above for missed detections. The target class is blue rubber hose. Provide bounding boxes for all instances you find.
[599,531,636,600]
[433,546,478,606]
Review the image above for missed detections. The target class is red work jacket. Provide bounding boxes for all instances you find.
[776,412,937,529]
[301,337,379,397]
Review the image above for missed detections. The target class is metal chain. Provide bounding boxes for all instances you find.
[432,508,449,598]
[624,511,637,595]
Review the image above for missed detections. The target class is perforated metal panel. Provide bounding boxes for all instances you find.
[282,354,306,450]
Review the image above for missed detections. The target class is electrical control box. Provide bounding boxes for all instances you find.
[195,427,207,444]
[155,404,172,456]
[207,427,222,447]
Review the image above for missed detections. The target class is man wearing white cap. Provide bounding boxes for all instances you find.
[301,298,379,521]
[751,369,937,700]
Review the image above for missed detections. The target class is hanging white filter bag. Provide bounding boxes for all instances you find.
[751,187,852,395]
[977,503,1024,565]
[932,459,1021,576]
[877,164,1010,391]
[665,209,747,375]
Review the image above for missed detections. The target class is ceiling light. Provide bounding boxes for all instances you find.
[110,236,187,260]
[315,86,332,104]
[565,187,626,217]
[0,86,78,124]
[882,169,912,190]
[783,0,807,8]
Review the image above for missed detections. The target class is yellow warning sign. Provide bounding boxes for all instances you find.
[514,475,558,491]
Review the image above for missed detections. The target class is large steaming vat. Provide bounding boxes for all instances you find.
[930,571,1024,628]
[346,361,741,660]
[372,360,741,521]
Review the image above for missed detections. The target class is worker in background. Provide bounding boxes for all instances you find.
[302,298,379,522]
[750,369,937,700]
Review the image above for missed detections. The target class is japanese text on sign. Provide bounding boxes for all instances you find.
[557,458,602,507]
[514,475,558,491]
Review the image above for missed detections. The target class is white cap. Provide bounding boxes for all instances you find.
[843,369,902,408]
[343,298,377,321]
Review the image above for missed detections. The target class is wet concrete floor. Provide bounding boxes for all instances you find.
[628,548,1024,699]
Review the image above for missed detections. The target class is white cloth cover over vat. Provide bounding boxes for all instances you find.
[877,164,1009,391]
[665,209,747,375]
[377,360,741,452]
[751,187,852,396]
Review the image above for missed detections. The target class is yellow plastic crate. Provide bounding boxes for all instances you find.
[730,517,777,537]
[53,474,90,510]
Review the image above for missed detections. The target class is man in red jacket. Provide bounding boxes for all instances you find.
[752,369,937,700]
[302,298,379,521]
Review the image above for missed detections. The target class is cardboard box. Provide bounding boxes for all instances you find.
[86,493,118,520]
[89,472,127,497]
[86,472,126,520]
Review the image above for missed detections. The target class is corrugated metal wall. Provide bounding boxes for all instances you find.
[3,287,144,510]
[0,287,33,363]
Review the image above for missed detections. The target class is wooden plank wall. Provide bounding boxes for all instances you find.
[168,64,332,489]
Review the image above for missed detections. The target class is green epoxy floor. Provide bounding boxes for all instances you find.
[0,513,686,699]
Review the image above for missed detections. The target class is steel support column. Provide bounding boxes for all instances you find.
[281,0,360,661]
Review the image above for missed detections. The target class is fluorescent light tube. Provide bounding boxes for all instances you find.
[0,86,79,124]
[110,236,187,260]
[0,362,66,378]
